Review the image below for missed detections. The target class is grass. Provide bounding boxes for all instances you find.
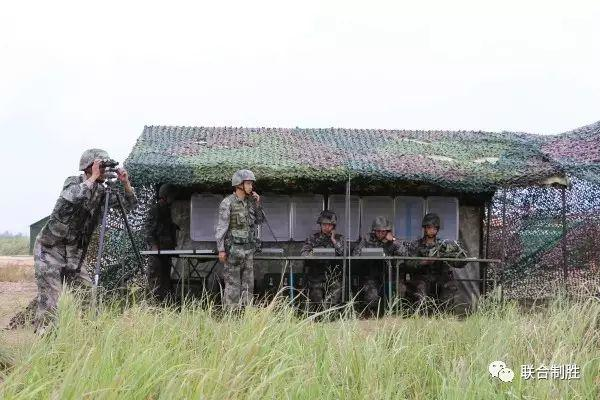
[0,236,29,257]
[0,257,34,282]
[0,293,598,399]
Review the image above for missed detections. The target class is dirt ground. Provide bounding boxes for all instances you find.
[0,256,37,328]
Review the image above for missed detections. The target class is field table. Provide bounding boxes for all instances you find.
[141,250,501,306]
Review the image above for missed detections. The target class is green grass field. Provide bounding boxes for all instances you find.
[0,293,598,399]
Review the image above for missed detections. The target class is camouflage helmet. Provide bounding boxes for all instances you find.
[158,183,176,199]
[422,213,441,228]
[79,148,109,171]
[317,210,337,225]
[231,169,256,187]
[371,216,392,231]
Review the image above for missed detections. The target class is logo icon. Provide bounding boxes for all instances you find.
[489,360,514,383]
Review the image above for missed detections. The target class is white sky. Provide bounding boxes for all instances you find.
[1,0,599,234]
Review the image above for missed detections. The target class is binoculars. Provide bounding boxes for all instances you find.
[100,158,119,169]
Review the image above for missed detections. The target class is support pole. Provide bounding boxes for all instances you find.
[342,176,350,303]
[482,201,492,296]
[499,189,508,303]
[561,186,568,292]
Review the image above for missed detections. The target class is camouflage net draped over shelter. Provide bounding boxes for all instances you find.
[486,176,600,299]
[87,121,599,297]
[124,126,566,193]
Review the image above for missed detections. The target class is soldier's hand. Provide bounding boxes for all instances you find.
[218,251,227,263]
[330,230,337,244]
[385,232,395,242]
[91,159,103,181]
[116,168,129,183]
[252,191,260,203]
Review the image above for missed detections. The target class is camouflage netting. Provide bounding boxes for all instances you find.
[124,126,567,193]
[486,176,600,299]
[83,185,155,293]
[541,121,600,185]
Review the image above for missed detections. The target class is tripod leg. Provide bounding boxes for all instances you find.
[115,193,145,278]
[94,190,112,287]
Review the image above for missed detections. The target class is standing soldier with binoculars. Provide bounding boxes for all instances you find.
[32,148,137,334]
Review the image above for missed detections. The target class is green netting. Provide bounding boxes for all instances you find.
[124,126,571,193]
[486,176,600,299]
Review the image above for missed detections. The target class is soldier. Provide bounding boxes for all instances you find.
[145,183,179,303]
[406,213,468,312]
[353,216,408,313]
[33,149,137,333]
[300,210,345,311]
[215,169,264,307]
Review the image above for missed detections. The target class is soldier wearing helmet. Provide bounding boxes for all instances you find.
[144,183,180,303]
[215,169,264,307]
[353,216,408,314]
[300,210,345,311]
[31,149,137,333]
[406,213,468,312]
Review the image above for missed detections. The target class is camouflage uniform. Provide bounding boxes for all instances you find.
[145,185,179,302]
[300,227,345,309]
[353,217,408,310]
[215,171,264,307]
[406,230,468,310]
[34,163,137,330]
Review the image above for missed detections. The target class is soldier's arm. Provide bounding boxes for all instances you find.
[352,237,366,256]
[390,239,405,254]
[445,240,469,269]
[61,176,93,204]
[404,242,420,268]
[300,236,314,256]
[118,188,138,212]
[215,198,231,252]
[106,185,138,213]
[252,198,265,225]
[333,234,345,256]
[388,239,408,263]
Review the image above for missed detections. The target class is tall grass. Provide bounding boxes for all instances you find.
[0,236,29,256]
[0,293,598,399]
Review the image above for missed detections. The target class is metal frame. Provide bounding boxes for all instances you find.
[141,250,500,307]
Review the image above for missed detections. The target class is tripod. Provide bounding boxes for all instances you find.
[93,183,144,290]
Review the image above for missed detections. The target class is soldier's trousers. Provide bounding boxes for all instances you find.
[306,264,342,310]
[147,255,174,303]
[407,274,458,311]
[223,245,255,307]
[33,240,92,330]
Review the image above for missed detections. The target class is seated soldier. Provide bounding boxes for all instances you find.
[405,213,468,312]
[300,210,345,311]
[145,183,179,304]
[353,216,407,314]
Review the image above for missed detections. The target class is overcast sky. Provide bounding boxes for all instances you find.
[1,0,599,234]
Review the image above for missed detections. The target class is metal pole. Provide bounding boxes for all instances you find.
[289,260,294,304]
[94,188,112,288]
[115,193,145,278]
[343,176,351,303]
[561,186,568,291]
[500,189,508,303]
[482,201,492,296]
